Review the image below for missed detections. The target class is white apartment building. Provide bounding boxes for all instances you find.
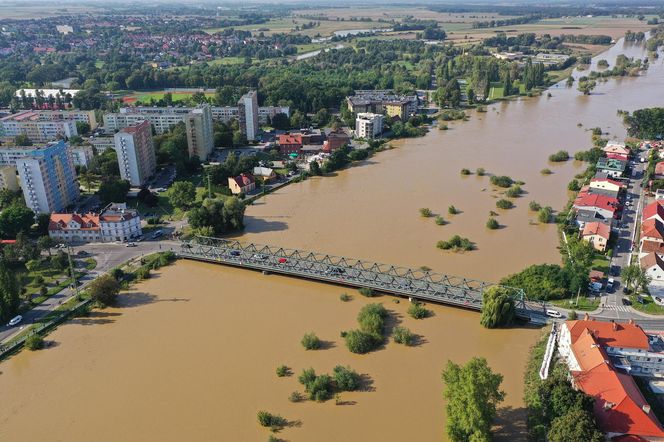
[185,105,215,161]
[87,136,115,153]
[14,140,80,213]
[114,120,156,187]
[355,113,384,139]
[0,117,77,143]
[70,145,94,168]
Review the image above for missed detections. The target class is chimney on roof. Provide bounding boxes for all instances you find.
[643,404,651,414]
[612,320,618,331]
[584,313,590,321]
[629,318,635,325]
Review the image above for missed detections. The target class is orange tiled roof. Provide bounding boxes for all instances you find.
[582,221,611,240]
[566,319,649,350]
[48,213,100,231]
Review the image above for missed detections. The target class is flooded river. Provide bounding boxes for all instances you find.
[1,38,664,441]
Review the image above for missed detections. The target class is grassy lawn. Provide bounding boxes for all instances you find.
[207,56,248,66]
[629,294,664,315]
[296,43,325,53]
[126,90,216,103]
[591,255,610,274]
[551,296,601,311]
[488,82,526,100]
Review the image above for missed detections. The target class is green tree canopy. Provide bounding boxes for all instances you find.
[547,409,603,442]
[0,204,34,239]
[168,181,196,209]
[480,286,515,328]
[87,273,120,306]
[442,357,505,442]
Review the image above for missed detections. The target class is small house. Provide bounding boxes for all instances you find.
[228,173,256,195]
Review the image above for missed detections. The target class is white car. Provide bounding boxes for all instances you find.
[545,310,562,319]
[7,315,22,326]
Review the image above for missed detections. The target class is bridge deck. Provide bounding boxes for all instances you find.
[177,237,547,321]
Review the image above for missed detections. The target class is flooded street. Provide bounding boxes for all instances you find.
[1,38,664,441]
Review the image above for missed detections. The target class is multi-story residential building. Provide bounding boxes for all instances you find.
[48,203,142,243]
[559,317,664,440]
[277,133,303,155]
[15,140,80,213]
[355,113,384,139]
[69,145,94,168]
[5,109,98,128]
[0,166,18,191]
[0,111,77,143]
[114,120,156,187]
[104,111,185,135]
[238,91,259,141]
[184,105,215,161]
[88,135,115,153]
[346,90,418,119]
[258,106,290,125]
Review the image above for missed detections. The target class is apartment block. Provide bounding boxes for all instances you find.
[184,105,215,161]
[355,113,384,139]
[15,140,80,213]
[0,112,77,143]
[114,120,156,187]
[238,90,259,141]
[70,145,94,168]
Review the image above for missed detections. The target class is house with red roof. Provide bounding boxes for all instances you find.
[607,152,629,161]
[48,203,142,243]
[641,219,664,243]
[644,201,664,224]
[228,173,256,195]
[573,194,619,219]
[278,133,303,155]
[582,221,611,251]
[559,318,664,441]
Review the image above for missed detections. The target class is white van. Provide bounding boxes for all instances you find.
[546,309,562,319]
[7,315,22,326]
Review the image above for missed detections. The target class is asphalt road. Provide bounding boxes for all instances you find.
[0,238,179,343]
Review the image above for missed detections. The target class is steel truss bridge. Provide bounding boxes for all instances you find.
[177,236,548,322]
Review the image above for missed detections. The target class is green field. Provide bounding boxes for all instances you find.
[207,56,249,66]
[487,82,526,100]
[125,91,216,103]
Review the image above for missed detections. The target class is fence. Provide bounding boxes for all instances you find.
[0,298,92,361]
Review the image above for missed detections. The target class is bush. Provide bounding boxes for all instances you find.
[298,367,317,387]
[437,235,475,251]
[435,216,446,225]
[460,168,471,175]
[39,285,48,297]
[257,411,286,429]
[25,334,44,350]
[393,326,414,346]
[339,293,352,302]
[298,368,334,401]
[568,180,582,191]
[276,365,290,377]
[538,206,553,223]
[439,109,466,121]
[333,365,361,391]
[540,168,553,175]
[136,267,151,280]
[548,150,570,162]
[568,310,578,320]
[419,207,433,217]
[505,185,522,198]
[529,201,541,211]
[301,332,321,350]
[87,273,120,306]
[496,199,513,209]
[359,287,374,297]
[408,302,430,319]
[344,329,378,354]
[288,391,304,402]
[110,267,124,281]
[486,218,500,229]
[476,167,486,176]
[490,175,513,188]
[448,205,459,215]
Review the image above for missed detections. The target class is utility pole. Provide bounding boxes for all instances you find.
[66,245,80,298]
[207,172,212,199]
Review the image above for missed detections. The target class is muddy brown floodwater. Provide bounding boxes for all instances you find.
[1,38,664,441]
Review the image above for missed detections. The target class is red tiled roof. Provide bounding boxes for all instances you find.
[48,213,100,231]
[574,194,619,212]
[583,221,611,240]
[566,319,649,349]
[278,133,303,145]
[640,252,664,272]
[643,201,664,221]
[231,173,254,188]
[570,330,664,439]
[607,153,629,161]
[641,219,664,240]
[641,240,664,254]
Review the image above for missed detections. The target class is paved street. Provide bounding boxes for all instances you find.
[0,238,179,343]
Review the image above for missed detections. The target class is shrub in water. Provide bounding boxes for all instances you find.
[301,332,321,350]
[496,199,513,209]
[393,326,414,346]
[490,175,514,188]
[25,334,44,351]
[339,293,352,302]
[333,365,361,391]
[486,218,500,230]
[460,168,471,175]
[408,302,430,319]
[276,365,289,377]
[359,287,374,297]
[419,207,433,217]
[344,329,378,354]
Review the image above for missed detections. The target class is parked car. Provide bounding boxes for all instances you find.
[253,254,268,260]
[229,250,241,257]
[152,230,163,239]
[278,258,288,264]
[7,315,22,326]
[606,278,615,291]
[622,298,632,306]
[126,242,137,247]
[545,309,562,319]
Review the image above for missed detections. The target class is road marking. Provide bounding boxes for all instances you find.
[604,305,631,312]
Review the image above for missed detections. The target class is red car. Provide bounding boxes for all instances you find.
[278,258,288,264]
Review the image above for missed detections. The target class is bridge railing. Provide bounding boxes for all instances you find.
[178,236,546,318]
